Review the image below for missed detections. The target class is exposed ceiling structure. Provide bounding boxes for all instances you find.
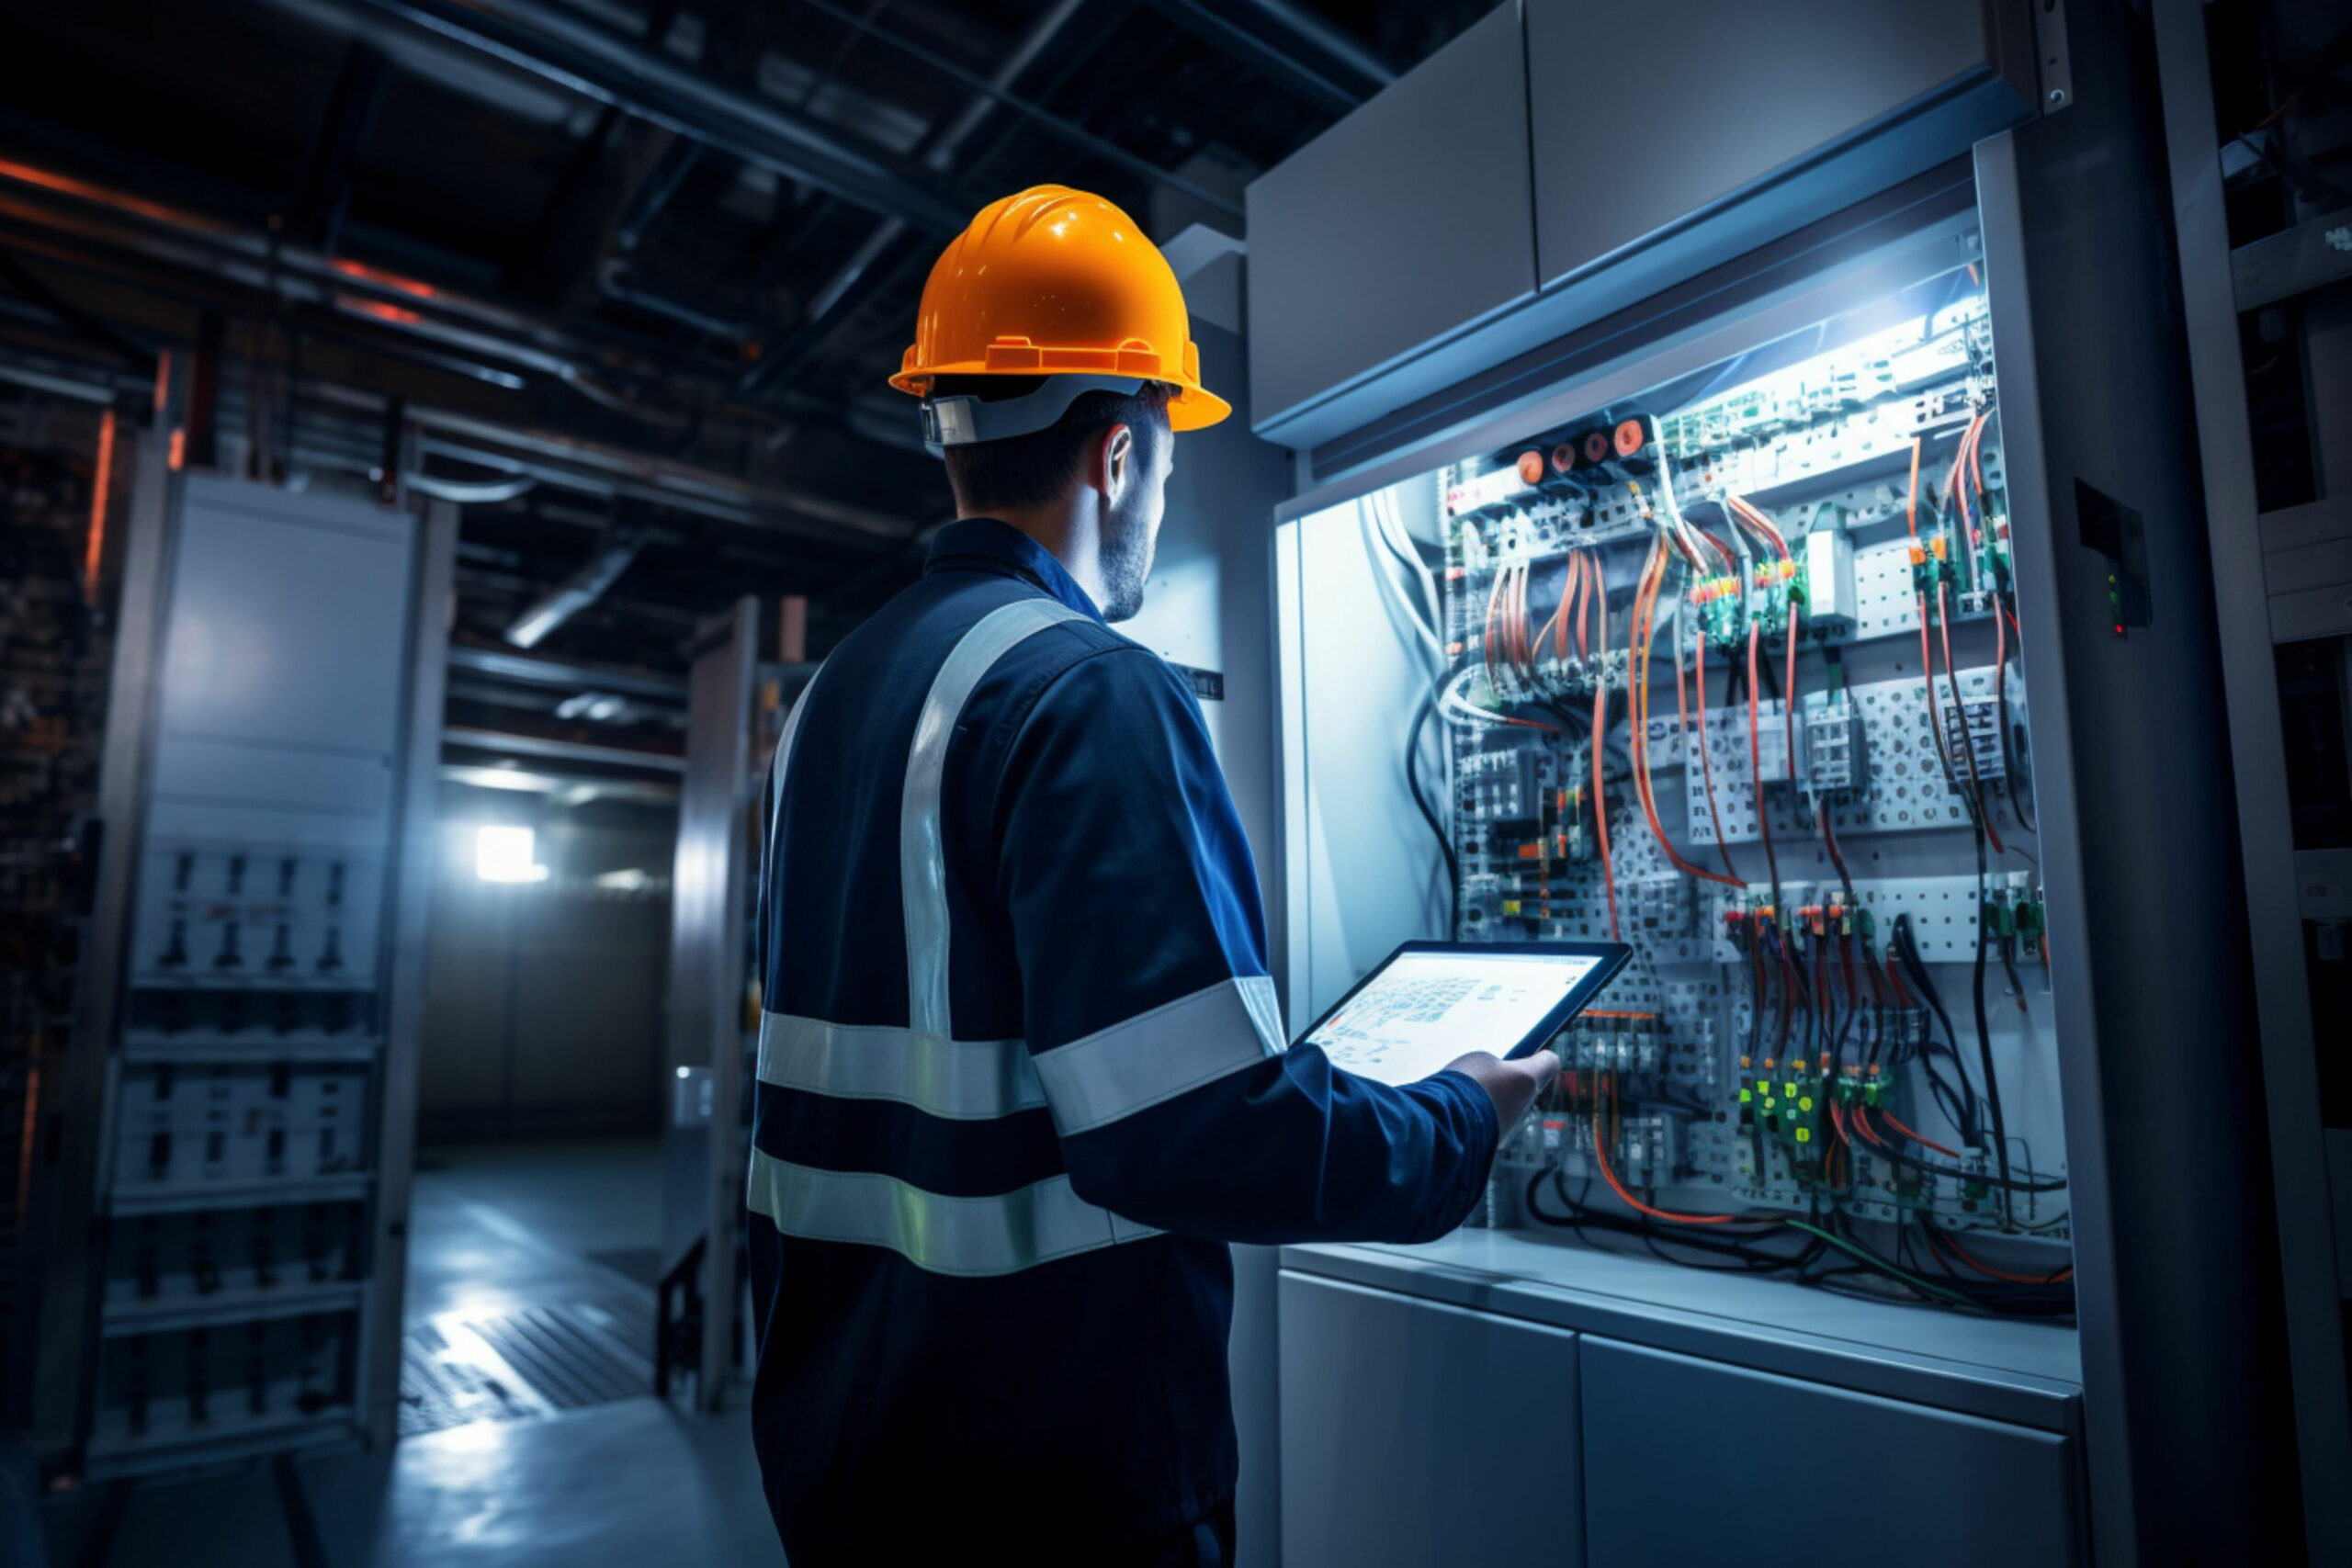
[0,0,1488,683]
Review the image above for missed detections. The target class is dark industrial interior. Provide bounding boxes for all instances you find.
[3,0,2349,1564]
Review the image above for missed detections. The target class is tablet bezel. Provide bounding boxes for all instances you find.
[1291,939,1634,1077]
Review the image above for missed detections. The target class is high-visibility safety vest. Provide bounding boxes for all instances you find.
[748,518,1499,1565]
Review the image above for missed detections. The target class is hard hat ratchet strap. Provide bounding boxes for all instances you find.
[918,374,1155,457]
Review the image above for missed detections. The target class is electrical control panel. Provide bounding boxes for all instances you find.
[76,477,425,1474]
[1280,228,2073,1317]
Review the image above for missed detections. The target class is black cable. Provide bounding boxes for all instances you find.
[1968,828,2017,1223]
[1849,1111,2068,1193]
[1891,914,1984,1146]
[1407,691,1460,934]
[1525,1169,1803,1270]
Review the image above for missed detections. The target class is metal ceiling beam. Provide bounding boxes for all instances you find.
[0,158,928,542]
[345,0,972,233]
[288,40,392,253]
[447,644,687,701]
[786,0,1243,220]
[1143,0,1378,116]
[1221,0,1395,93]
[443,724,686,773]
[741,0,1091,397]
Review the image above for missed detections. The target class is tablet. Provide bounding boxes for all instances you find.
[1296,941,1632,1088]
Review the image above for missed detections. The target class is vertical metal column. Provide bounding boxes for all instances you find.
[2147,1,2352,1556]
[363,497,458,1449]
[662,596,758,1409]
[1974,0,2312,1554]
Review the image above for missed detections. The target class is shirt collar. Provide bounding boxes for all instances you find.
[923,517,1104,623]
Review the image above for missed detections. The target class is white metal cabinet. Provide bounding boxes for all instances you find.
[1526,0,2036,290]
[1580,1337,2085,1568]
[1245,3,1534,440]
[1279,1270,1582,1568]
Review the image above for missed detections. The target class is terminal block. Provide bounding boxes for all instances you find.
[1802,692,1867,799]
[1939,691,2006,784]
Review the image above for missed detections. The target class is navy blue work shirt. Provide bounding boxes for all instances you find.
[748,517,1498,1564]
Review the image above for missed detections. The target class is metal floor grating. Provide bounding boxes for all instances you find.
[399,1298,654,1438]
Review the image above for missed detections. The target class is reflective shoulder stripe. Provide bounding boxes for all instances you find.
[1030,976,1285,1137]
[746,1148,1159,1277]
[755,1013,1045,1121]
[900,597,1086,1040]
[759,671,820,903]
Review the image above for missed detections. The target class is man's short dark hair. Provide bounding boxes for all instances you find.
[936,376,1170,514]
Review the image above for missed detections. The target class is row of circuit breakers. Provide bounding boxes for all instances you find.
[81,479,416,1471]
[1419,275,2071,1279]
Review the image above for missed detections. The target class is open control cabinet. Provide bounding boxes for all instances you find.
[1277,202,2078,1325]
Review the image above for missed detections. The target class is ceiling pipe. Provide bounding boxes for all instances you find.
[1221,0,1396,93]
[0,158,926,541]
[447,643,687,702]
[0,153,924,455]
[1143,0,1382,115]
[503,525,647,648]
[786,0,1244,220]
[742,0,1090,399]
[443,725,685,773]
[345,0,971,233]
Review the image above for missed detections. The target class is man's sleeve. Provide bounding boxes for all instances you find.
[996,645,1499,1246]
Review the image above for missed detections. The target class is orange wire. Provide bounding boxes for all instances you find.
[1782,598,1799,788]
[1747,618,1779,896]
[1917,592,1953,775]
[1591,1080,1750,1225]
[1593,558,1619,940]
[1632,547,1740,888]
[1875,1108,1961,1159]
[1930,1227,2073,1285]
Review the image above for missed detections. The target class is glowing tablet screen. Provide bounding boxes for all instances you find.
[1302,949,1608,1087]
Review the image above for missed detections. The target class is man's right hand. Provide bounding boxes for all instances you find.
[1441,1049,1560,1131]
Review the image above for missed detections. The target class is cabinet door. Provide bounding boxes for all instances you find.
[1580,1337,2084,1568]
[1245,2,1535,434]
[1525,0,2034,290]
[1279,1271,1581,1568]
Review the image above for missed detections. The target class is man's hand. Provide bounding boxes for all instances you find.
[1440,1049,1561,1131]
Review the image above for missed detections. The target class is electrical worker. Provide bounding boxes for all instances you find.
[747,185,1557,1567]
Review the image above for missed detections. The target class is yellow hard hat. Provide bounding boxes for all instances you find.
[891,185,1231,452]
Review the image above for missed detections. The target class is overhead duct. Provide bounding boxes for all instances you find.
[503,526,645,649]
[345,0,970,233]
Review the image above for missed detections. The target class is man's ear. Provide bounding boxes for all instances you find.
[1096,423,1135,500]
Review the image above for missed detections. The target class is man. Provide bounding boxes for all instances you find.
[748,186,1556,1566]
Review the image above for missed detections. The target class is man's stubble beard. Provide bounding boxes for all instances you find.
[1099,501,1156,623]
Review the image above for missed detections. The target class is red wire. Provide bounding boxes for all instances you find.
[1593,604,1619,941]
[1844,1102,1888,1148]
[1874,1108,1961,1159]
[1928,1226,2072,1285]
[1633,547,1740,889]
[1782,599,1799,790]
[1747,619,1779,897]
[1592,1086,1748,1225]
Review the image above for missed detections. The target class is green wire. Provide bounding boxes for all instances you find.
[1781,1220,1978,1309]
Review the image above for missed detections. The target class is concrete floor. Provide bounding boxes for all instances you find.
[40,1141,784,1568]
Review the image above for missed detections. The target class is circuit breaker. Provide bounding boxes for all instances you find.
[48,475,439,1478]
